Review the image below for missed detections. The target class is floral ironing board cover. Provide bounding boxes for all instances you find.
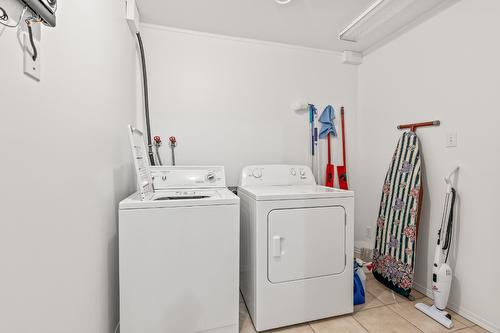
[373,131,422,298]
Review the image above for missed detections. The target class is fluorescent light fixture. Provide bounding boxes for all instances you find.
[339,0,414,42]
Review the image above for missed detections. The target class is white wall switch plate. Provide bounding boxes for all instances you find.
[23,33,41,81]
[446,132,457,147]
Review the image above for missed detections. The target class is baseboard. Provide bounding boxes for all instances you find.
[354,246,362,258]
[354,241,373,263]
[413,282,499,333]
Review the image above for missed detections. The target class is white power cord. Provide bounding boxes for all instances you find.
[113,322,120,333]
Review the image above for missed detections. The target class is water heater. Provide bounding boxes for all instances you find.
[21,0,56,27]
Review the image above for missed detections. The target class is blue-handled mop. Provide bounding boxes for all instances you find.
[308,104,317,155]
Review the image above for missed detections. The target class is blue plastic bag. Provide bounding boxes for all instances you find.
[354,263,365,305]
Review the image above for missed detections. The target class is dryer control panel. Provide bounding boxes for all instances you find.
[240,165,316,186]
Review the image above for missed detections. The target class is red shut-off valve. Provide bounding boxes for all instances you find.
[168,136,177,166]
[169,136,177,147]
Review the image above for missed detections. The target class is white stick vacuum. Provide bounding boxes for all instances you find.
[415,167,459,329]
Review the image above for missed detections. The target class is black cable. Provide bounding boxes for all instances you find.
[136,32,155,166]
[27,22,38,61]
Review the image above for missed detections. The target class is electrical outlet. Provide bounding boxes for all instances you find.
[23,33,41,81]
[446,132,457,148]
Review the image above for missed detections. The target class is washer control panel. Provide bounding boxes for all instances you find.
[151,166,226,189]
[240,165,316,186]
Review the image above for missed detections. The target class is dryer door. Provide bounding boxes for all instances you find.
[268,206,346,283]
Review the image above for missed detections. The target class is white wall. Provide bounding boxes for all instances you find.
[357,0,500,331]
[139,25,359,186]
[2,0,497,331]
[0,1,137,332]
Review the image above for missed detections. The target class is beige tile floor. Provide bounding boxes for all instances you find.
[239,273,490,333]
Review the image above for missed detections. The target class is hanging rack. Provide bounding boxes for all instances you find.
[397,120,440,132]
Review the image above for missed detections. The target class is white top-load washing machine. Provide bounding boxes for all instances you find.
[119,126,240,333]
[238,165,354,332]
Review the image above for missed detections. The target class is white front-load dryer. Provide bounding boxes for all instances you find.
[238,165,354,332]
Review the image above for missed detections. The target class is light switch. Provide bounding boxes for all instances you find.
[446,132,457,148]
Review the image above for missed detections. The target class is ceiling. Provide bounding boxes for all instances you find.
[136,0,375,51]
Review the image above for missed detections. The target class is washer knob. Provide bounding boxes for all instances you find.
[252,168,262,178]
[290,168,297,176]
[299,169,306,176]
[207,172,217,182]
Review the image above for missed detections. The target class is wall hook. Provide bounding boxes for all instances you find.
[397,120,440,133]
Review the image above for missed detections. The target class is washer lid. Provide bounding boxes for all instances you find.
[128,125,154,200]
[119,188,239,209]
[238,185,354,201]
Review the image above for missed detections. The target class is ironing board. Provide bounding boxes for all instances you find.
[372,131,423,298]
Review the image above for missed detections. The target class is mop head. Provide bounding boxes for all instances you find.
[318,105,337,138]
[415,303,453,329]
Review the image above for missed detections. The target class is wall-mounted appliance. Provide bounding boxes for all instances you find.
[20,0,56,26]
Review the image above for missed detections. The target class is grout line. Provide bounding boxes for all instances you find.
[352,313,371,333]
[355,302,387,312]
[352,304,425,333]
[385,303,425,333]
[354,292,387,313]
[356,290,396,312]
[454,328,485,333]
[308,322,317,333]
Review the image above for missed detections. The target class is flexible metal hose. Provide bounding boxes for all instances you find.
[136,32,155,166]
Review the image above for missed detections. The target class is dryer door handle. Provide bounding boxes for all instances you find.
[272,235,282,257]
